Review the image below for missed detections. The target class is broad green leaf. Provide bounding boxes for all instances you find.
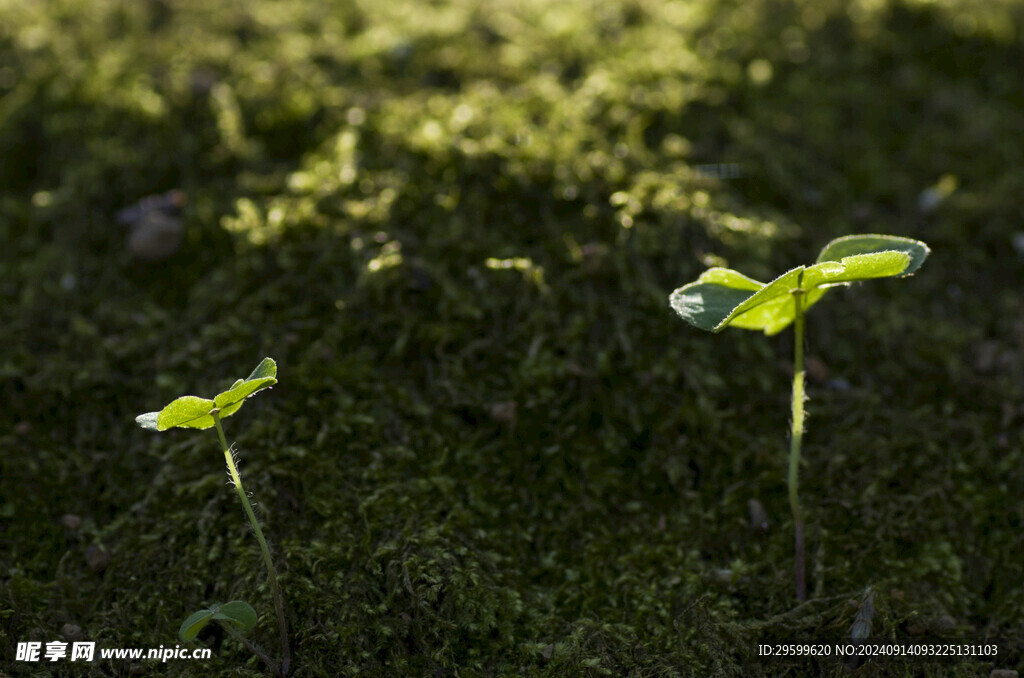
[213,377,276,410]
[179,609,214,641]
[723,267,804,329]
[217,399,245,420]
[136,358,278,432]
[669,234,929,335]
[213,358,276,411]
[728,286,829,335]
[668,278,759,331]
[670,266,807,333]
[135,411,160,430]
[740,253,906,335]
[804,251,910,288]
[817,234,929,276]
[211,600,258,631]
[157,396,216,430]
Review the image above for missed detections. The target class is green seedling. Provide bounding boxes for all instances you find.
[669,234,929,601]
[136,357,290,676]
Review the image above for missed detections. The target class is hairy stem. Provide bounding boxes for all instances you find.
[213,411,291,676]
[789,281,807,602]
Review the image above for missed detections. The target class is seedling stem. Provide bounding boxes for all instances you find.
[789,279,806,602]
[213,410,291,676]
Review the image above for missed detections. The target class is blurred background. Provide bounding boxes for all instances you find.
[3,0,1024,675]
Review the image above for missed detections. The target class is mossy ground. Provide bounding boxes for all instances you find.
[3,0,1024,675]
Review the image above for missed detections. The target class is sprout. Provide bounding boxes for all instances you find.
[670,235,930,601]
[137,358,290,676]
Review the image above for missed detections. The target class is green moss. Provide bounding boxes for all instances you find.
[3,0,1024,675]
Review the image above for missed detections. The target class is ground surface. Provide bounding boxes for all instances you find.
[3,0,1024,676]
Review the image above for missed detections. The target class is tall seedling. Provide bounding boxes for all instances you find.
[669,235,929,601]
[136,357,291,676]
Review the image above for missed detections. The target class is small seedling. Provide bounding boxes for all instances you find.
[669,235,929,601]
[136,357,290,676]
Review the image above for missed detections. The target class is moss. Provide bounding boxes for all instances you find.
[3,0,1024,675]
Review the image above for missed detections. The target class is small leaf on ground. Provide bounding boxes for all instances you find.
[179,609,214,641]
[212,600,258,631]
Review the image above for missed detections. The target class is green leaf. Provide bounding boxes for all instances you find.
[212,358,277,415]
[179,609,214,641]
[669,266,808,334]
[668,269,760,332]
[727,284,829,335]
[816,234,929,276]
[213,378,276,410]
[669,234,929,334]
[804,251,910,288]
[157,396,216,430]
[721,267,804,330]
[211,600,258,631]
[245,357,277,382]
[212,379,276,410]
[135,358,278,432]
